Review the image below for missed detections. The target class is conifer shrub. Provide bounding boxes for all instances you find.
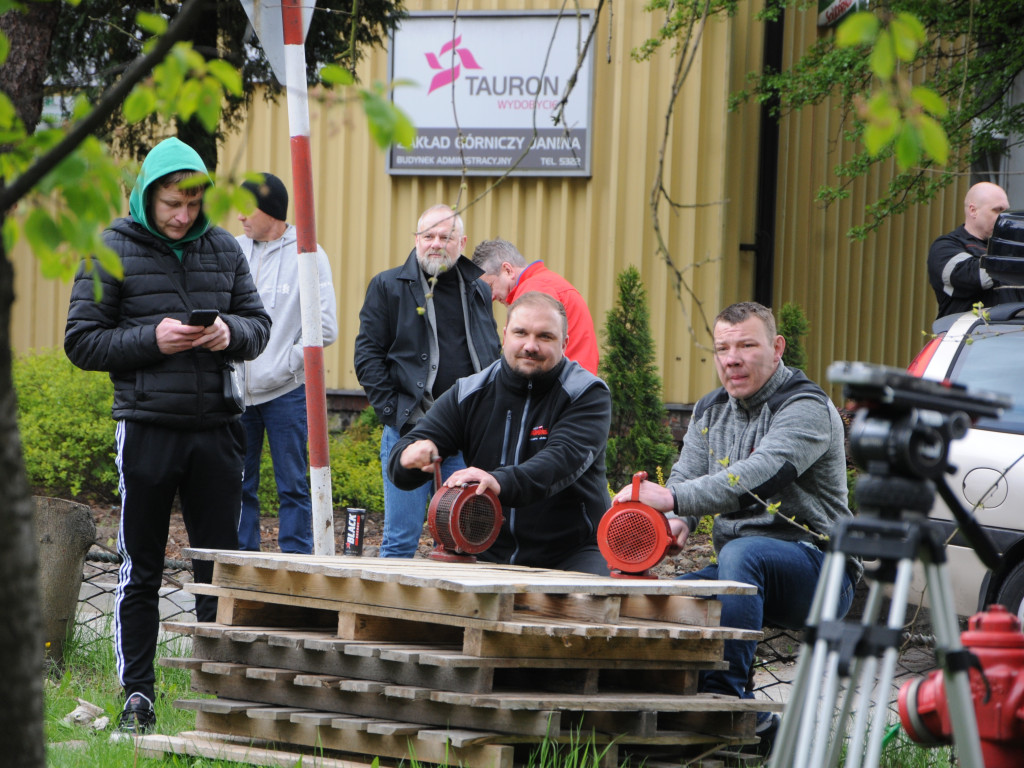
[779,301,810,371]
[600,266,678,490]
[14,348,118,499]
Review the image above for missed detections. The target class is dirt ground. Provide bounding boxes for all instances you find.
[88,501,715,574]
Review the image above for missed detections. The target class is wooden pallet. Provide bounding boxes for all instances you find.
[150,550,777,768]
[163,623,721,694]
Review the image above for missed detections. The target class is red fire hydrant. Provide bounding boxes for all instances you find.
[898,604,1024,768]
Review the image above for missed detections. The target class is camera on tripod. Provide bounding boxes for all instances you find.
[829,361,1009,482]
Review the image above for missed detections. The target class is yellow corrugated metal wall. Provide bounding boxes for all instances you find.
[10,2,959,406]
[773,11,966,401]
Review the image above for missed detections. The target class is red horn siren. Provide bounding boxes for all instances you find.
[426,458,503,563]
[598,471,674,578]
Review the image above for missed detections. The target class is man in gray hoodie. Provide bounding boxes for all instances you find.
[612,301,861,756]
[235,172,337,553]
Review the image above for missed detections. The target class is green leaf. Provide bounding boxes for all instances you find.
[0,29,9,68]
[202,186,233,223]
[207,59,242,96]
[320,64,355,86]
[196,78,223,133]
[135,11,168,36]
[916,114,949,165]
[24,208,62,254]
[3,214,18,254]
[896,12,926,45]
[361,89,397,148]
[889,18,920,62]
[894,123,921,170]
[234,186,258,215]
[392,107,417,149]
[911,85,948,118]
[123,87,156,125]
[0,91,19,130]
[869,29,896,81]
[95,244,123,281]
[835,12,879,48]
[176,78,203,122]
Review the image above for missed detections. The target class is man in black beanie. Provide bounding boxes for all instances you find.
[236,172,337,553]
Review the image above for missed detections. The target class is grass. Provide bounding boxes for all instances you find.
[44,621,251,768]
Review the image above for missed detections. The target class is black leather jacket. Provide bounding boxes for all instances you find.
[64,217,271,429]
[388,357,611,568]
[354,251,500,431]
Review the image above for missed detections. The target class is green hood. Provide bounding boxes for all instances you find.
[127,137,212,255]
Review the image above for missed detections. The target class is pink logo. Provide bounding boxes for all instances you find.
[425,35,482,95]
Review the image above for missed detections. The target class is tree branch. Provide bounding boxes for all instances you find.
[0,0,205,212]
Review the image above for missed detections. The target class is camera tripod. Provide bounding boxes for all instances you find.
[769,362,1010,768]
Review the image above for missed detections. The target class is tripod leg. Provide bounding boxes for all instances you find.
[922,558,984,768]
[823,581,886,768]
[858,556,916,767]
[771,551,846,768]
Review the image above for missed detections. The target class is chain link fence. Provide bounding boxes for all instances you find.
[74,545,196,651]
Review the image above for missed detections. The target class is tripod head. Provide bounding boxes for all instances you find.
[828,361,1010,573]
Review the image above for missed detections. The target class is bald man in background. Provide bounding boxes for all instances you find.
[927,181,1024,319]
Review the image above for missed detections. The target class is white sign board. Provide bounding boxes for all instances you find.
[388,11,595,177]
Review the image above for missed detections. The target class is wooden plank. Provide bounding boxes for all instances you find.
[187,548,756,598]
[245,667,299,683]
[463,629,725,661]
[187,669,564,737]
[512,593,621,623]
[194,584,760,644]
[337,612,463,643]
[175,698,263,715]
[213,561,517,621]
[135,731,376,768]
[248,706,310,721]
[184,633,715,696]
[194,709,516,768]
[619,594,722,627]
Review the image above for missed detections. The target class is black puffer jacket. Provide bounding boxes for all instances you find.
[388,357,611,568]
[64,217,271,429]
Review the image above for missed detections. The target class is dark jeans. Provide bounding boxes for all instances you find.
[678,535,855,699]
[239,385,313,554]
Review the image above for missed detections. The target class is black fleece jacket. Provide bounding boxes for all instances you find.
[388,356,611,567]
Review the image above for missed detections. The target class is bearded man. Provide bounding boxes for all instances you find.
[355,204,500,557]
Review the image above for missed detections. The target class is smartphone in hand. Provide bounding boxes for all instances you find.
[187,309,219,327]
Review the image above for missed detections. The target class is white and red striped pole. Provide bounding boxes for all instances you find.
[280,0,333,555]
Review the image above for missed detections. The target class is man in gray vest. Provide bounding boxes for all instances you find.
[613,301,862,757]
[355,204,500,557]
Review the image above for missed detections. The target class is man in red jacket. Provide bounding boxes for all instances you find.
[472,238,600,375]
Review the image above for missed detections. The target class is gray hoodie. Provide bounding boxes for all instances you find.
[236,224,337,406]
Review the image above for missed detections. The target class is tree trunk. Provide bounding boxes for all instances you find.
[0,2,60,131]
[0,4,65,765]
[0,241,44,767]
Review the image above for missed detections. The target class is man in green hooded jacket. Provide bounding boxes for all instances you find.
[65,137,271,736]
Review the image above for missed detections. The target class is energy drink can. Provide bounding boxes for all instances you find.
[344,508,365,556]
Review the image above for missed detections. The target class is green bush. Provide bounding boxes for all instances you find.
[14,348,118,500]
[254,407,384,517]
[330,407,384,514]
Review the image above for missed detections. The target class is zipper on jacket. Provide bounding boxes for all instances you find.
[507,380,533,565]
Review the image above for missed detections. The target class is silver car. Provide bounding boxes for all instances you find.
[906,303,1024,620]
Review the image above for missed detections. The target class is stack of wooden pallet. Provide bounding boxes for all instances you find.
[138,550,776,768]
